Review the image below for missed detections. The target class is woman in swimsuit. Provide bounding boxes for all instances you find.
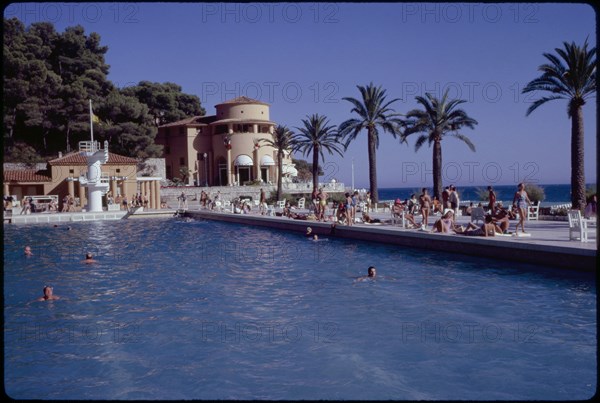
[345,192,353,226]
[512,183,532,235]
[432,210,458,233]
[419,188,432,228]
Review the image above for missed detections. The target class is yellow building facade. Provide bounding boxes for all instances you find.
[156,96,295,186]
[3,151,162,210]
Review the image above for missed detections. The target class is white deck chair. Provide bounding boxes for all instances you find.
[266,205,274,216]
[470,207,486,225]
[527,201,540,220]
[223,200,232,212]
[297,198,305,209]
[277,199,286,209]
[567,210,593,242]
[390,208,407,228]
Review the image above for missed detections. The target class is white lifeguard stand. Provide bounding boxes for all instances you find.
[78,140,110,212]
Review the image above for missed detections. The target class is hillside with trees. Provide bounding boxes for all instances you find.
[3,17,204,161]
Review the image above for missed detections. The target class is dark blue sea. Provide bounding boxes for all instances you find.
[376,184,593,205]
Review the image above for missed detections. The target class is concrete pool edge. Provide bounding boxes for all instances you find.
[184,210,597,272]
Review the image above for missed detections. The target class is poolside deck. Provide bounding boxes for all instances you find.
[4,206,596,271]
[184,208,597,272]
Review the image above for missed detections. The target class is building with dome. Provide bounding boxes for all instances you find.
[155,96,297,186]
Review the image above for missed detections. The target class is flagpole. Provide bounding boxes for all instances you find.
[89,99,94,145]
[351,158,355,191]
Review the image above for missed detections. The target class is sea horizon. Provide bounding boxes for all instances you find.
[362,183,597,205]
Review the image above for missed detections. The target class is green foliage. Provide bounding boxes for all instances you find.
[292,158,322,182]
[402,89,478,200]
[121,81,205,126]
[338,82,404,202]
[179,166,191,183]
[293,114,344,192]
[3,17,202,161]
[260,125,294,201]
[3,142,45,163]
[524,183,545,203]
[475,187,489,201]
[585,185,596,199]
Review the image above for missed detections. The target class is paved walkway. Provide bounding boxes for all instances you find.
[185,207,597,271]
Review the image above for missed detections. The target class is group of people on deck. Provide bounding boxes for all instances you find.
[389,183,537,236]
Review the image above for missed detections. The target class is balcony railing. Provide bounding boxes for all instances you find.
[78,141,100,153]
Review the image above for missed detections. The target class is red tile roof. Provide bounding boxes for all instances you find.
[159,115,216,128]
[3,169,52,182]
[49,151,138,166]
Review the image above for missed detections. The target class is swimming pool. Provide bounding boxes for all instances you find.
[4,218,596,399]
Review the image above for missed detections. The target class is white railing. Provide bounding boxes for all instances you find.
[78,141,100,153]
[281,181,345,192]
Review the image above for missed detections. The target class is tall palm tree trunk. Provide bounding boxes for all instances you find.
[571,106,586,210]
[277,151,283,201]
[368,127,379,203]
[432,138,443,200]
[312,145,319,194]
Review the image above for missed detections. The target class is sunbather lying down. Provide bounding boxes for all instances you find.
[362,212,381,224]
[454,216,503,237]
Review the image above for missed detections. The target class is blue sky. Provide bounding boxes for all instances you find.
[6,2,597,188]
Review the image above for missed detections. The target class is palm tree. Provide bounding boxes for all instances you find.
[338,82,404,203]
[522,40,596,211]
[292,114,344,194]
[260,125,294,201]
[402,89,478,200]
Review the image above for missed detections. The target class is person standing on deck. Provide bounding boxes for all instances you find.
[419,188,432,229]
[512,183,532,235]
[488,186,497,215]
[442,186,450,210]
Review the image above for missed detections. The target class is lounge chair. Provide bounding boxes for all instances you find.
[470,207,486,225]
[527,201,540,220]
[390,209,407,228]
[567,209,593,242]
[297,198,305,209]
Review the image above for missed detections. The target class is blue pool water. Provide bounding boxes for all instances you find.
[3,218,596,399]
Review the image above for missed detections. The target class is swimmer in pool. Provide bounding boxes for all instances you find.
[356,266,377,281]
[305,227,313,237]
[82,252,97,264]
[24,245,33,256]
[36,286,60,301]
